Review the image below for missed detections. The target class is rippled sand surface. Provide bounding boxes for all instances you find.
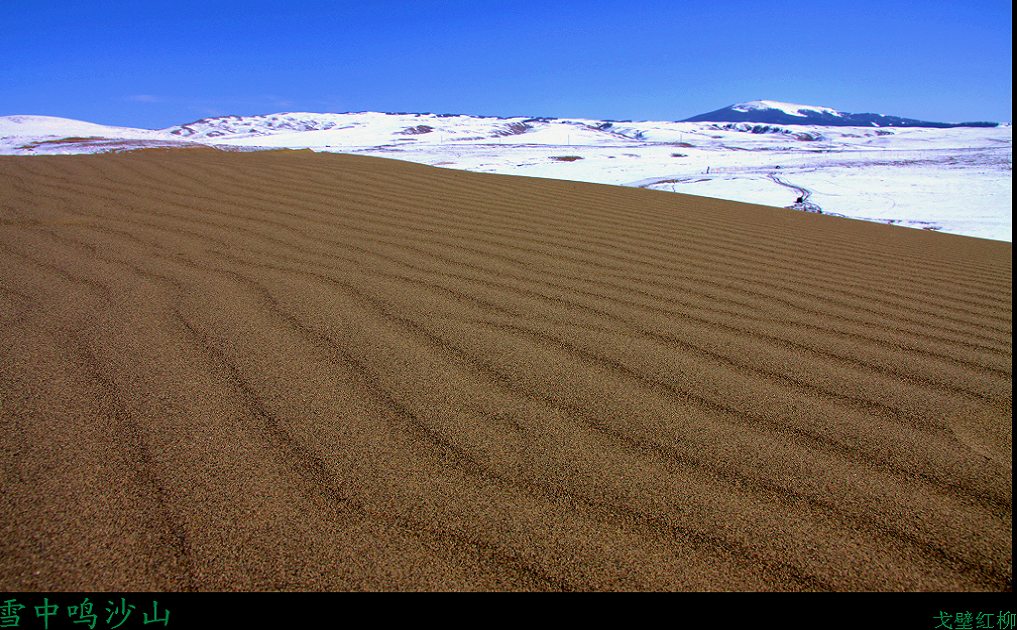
[1,150,1010,591]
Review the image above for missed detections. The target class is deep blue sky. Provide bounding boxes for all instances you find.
[2,0,1011,128]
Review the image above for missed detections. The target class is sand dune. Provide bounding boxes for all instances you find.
[0,149,1010,591]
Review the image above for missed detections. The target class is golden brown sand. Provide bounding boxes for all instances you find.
[0,149,1011,591]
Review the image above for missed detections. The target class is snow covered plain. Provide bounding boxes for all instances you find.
[2,109,1011,241]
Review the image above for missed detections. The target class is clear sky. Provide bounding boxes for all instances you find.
[2,0,1011,128]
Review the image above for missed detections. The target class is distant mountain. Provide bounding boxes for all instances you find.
[683,100,998,128]
[2,104,1004,157]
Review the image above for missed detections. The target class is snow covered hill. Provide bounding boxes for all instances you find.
[0,114,170,140]
[0,115,197,153]
[1,105,1011,241]
[161,111,645,146]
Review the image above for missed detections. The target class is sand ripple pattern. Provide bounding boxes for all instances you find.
[0,150,1011,591]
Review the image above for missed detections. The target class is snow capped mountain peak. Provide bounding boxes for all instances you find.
[730,100,844,118]
[683,101,996,128]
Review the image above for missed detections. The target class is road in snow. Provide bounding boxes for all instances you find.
[768,174,823,214]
